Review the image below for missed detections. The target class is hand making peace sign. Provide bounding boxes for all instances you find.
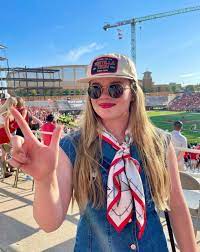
[9,107,63,181]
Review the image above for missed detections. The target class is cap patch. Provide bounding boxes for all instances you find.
[91,57,118,75]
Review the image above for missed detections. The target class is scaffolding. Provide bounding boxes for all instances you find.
[0,44,9,96]
[0,43,62,99]
[0,66,62,99]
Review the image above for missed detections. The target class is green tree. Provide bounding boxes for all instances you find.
[63,89,70,95]
[30,89,37,96]
[169,85,177,93]
[184,85,195,92]
[75,89,81,95]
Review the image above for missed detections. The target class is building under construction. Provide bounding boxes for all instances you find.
[1,66,63,97]
[0,43,88,100]
[1,64,88,100]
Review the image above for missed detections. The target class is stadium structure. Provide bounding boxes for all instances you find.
[0,45,199,113]
[1,64,200,113]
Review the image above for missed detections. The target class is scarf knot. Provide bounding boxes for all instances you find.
[100,130,146,239]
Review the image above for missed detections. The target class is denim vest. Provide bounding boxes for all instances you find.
[60,133,169,252]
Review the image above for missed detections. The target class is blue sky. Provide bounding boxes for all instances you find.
[1,0,200,84]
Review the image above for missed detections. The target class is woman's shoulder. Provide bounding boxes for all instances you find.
[61,129,81,143]
[59,129,81,166]
[60,130,81,154]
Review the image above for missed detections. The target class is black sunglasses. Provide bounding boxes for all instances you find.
[88,82,130,99]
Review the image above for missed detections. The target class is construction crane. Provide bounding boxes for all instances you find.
[103,5,200,63]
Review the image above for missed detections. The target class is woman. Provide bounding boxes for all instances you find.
[14,97,29,137]
[9,54,197,251]
[40,114,56,146]
[0,95,17,177]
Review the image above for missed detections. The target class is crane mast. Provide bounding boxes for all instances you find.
[103,5,200,63]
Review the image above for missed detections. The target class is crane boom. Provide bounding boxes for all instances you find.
[103,19,135,30]
[103,5,200,30]
[103,5,200,63]
[135,5,200,23]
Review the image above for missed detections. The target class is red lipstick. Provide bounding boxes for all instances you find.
[99,103,115,109]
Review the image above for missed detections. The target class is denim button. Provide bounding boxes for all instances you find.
[130,243,136,250]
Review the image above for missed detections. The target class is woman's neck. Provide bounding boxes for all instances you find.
[101,116,129,143]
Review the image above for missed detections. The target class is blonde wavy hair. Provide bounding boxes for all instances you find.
[73,82,171,212]
[0,96,17,116]
[16,97,25,108]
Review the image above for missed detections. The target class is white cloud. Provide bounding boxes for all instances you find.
[63,42,106,62]
[179,72,200,78]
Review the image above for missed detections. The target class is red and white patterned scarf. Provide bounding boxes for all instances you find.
[99,129,146,239]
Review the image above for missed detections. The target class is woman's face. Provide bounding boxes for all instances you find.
[89,77,132,121]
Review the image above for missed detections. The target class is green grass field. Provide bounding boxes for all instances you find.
[147,111,200,144]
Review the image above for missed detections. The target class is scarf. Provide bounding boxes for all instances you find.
[99,129,146,239]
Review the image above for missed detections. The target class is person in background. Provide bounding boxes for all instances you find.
[171,121,188,171]
[0,94,17,177]
[14,97,29,137]
[40,114,56,146]
[190,144,200,170]
[9,54,197,251]
[196,144,200,169]
[29,115,43,131]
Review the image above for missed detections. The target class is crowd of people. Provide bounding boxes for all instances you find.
[184,144,200,171]
[169,93,200,112]
[28,106,59,122]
